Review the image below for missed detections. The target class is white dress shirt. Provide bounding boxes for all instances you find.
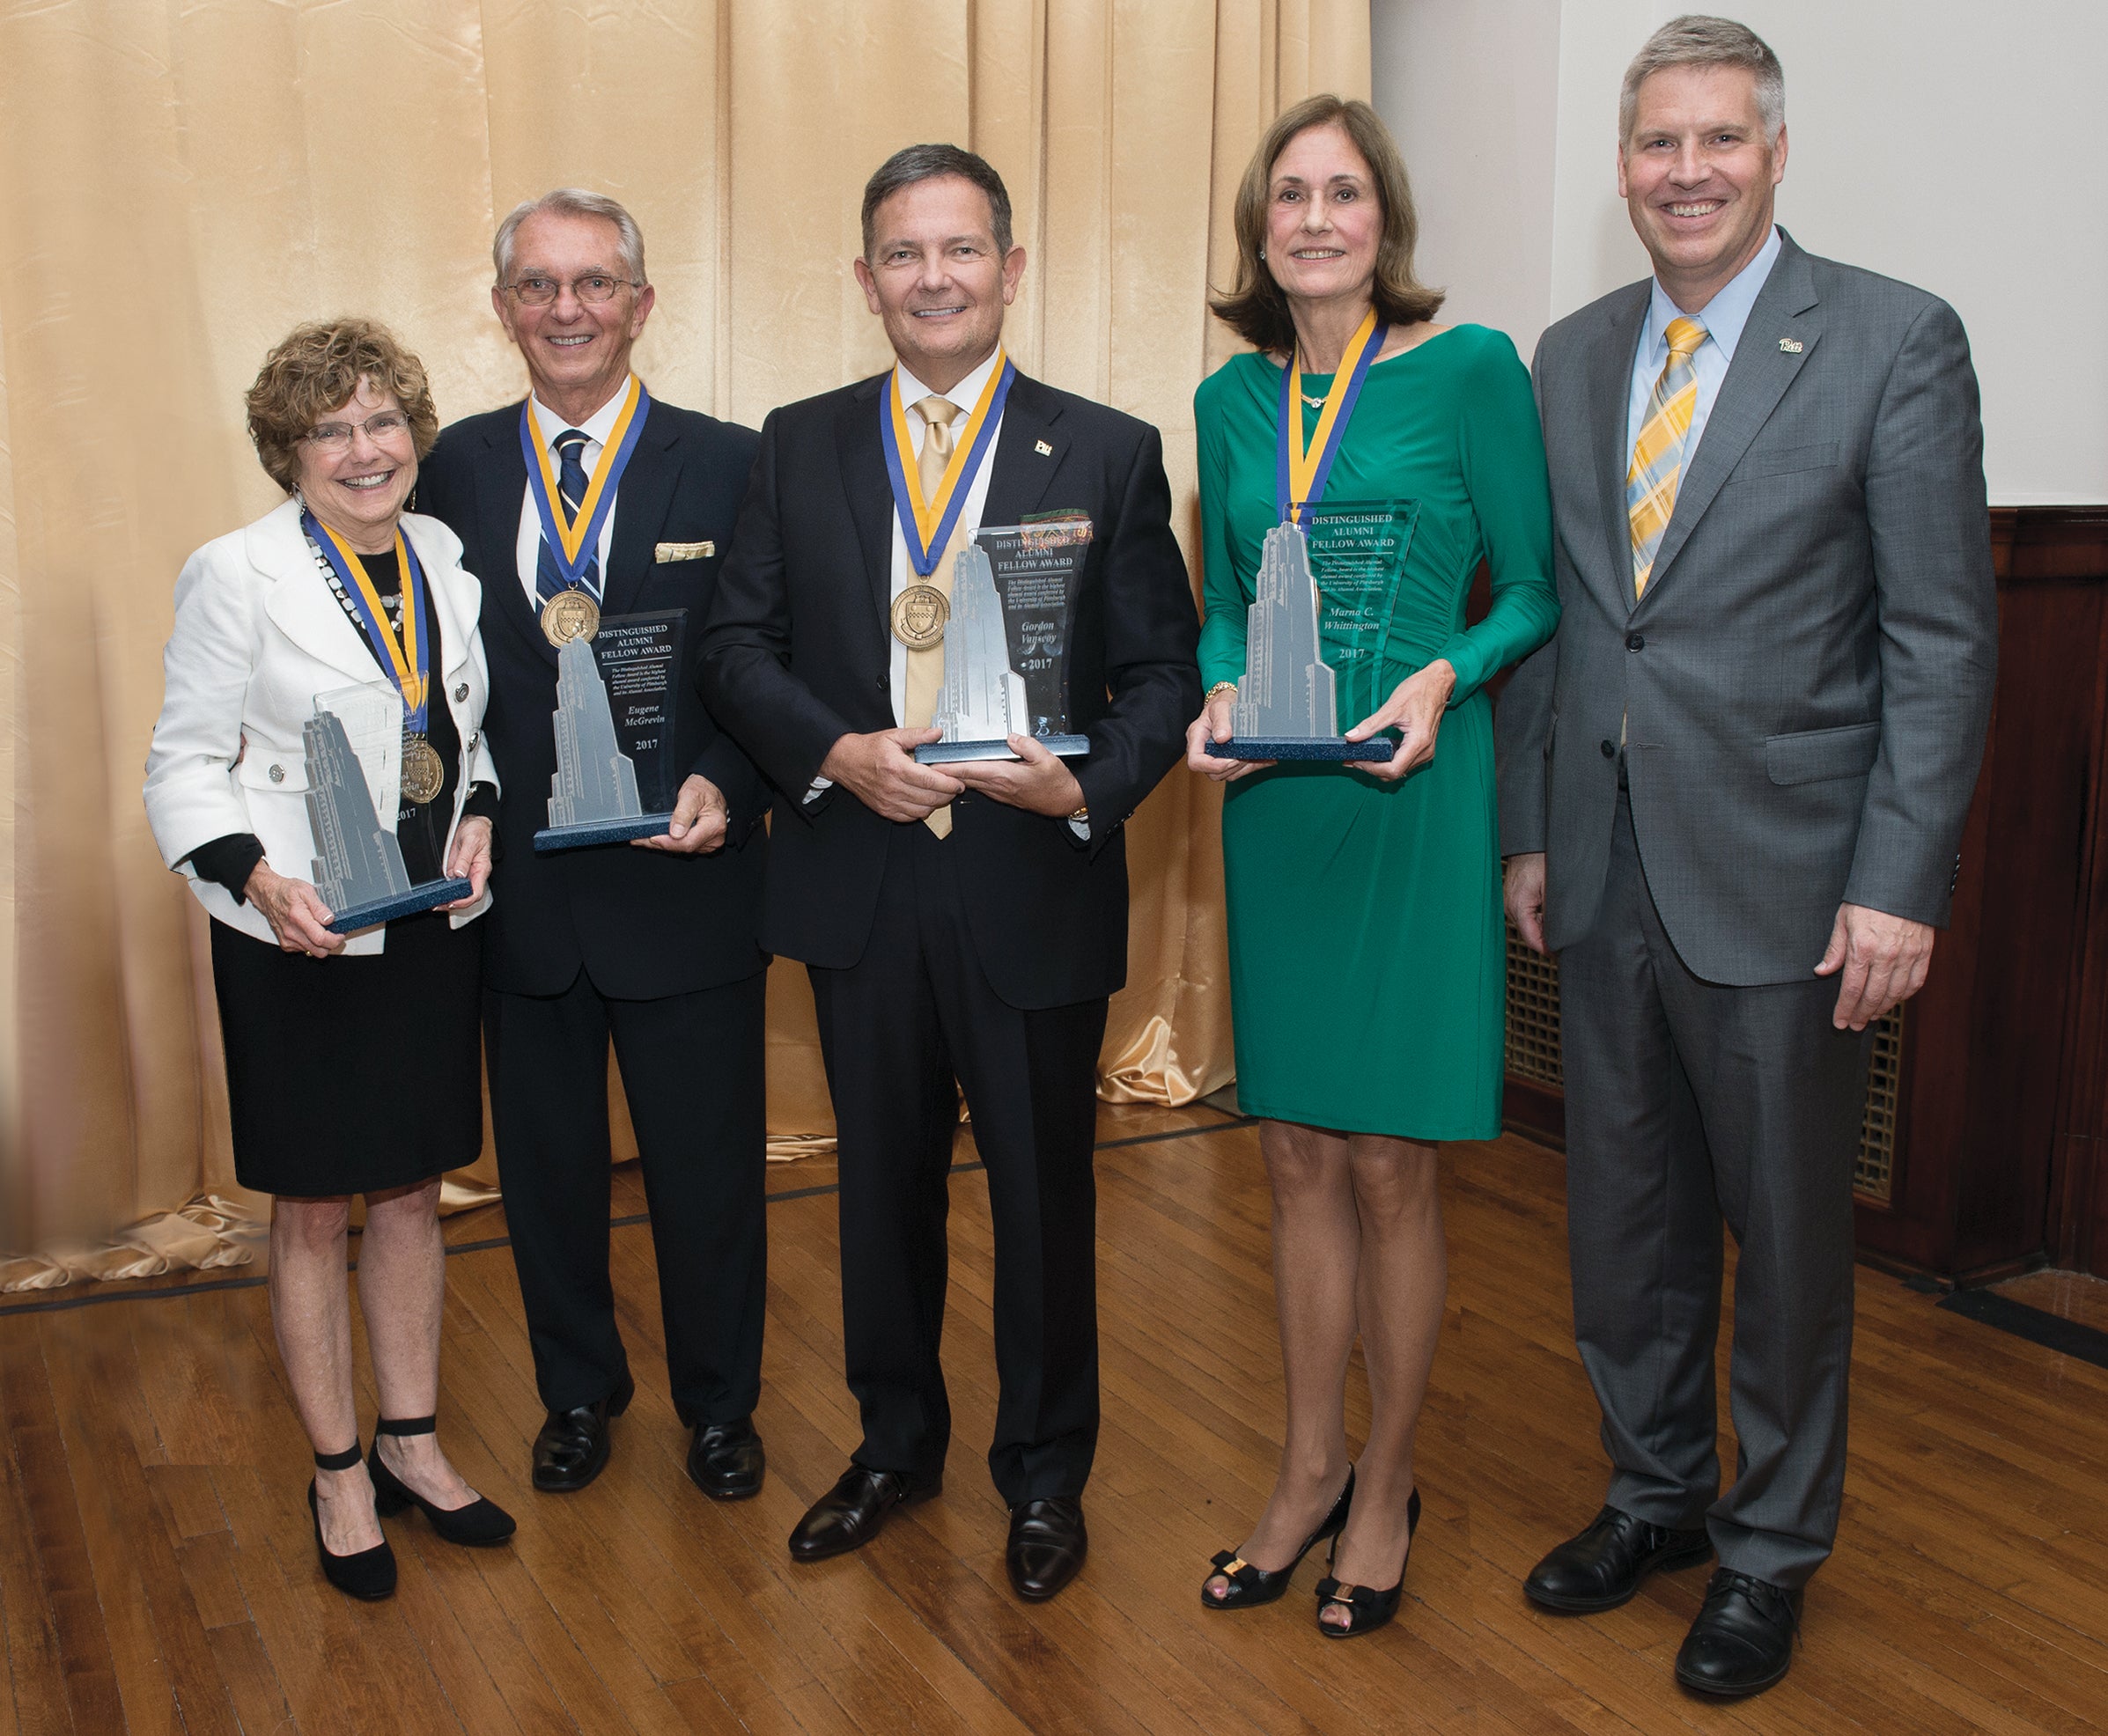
[1626,224,1782,467]
[514,380,630,609]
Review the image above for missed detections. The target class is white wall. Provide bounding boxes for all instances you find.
[1374,0,2108,504]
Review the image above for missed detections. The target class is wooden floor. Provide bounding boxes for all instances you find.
[4,1102,2106,1734]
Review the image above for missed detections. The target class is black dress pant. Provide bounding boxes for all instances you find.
[1559,791,1873,1587]
[483,966,767,1427]
[807,822,1108,1505]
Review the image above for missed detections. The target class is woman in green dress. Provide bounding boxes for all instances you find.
[1187,95,1559,1638]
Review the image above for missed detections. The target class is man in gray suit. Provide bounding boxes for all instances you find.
[1496,15,1997,1700]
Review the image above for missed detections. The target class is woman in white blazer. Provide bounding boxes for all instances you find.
[144,320,514,1600]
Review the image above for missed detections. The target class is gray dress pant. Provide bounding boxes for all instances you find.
[1557,790,1873,1588]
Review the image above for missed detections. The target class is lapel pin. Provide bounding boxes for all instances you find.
[1035,439,1053,456]
[1778,337,1803,353]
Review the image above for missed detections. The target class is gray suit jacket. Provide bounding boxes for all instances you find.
[1495,231,1998,986]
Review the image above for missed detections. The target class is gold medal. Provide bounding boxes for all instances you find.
[890,583,950,651]
[541,588,600,647]
[401,736,445,805]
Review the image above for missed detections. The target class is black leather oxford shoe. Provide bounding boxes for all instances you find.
[789,1465,933,1562]
[1675,1569,1802,1697]
[1523,1505,1713,1613]
[1006,1497,1087,1601]
[531,1373,634,1493]
[686,1416,765,1502]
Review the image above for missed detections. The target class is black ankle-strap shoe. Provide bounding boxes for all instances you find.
[309,1440,395,1600]
[369,1416,516,1547]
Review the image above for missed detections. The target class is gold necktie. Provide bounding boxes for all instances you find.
[903,394,964,837]
[1625,315,1707,599]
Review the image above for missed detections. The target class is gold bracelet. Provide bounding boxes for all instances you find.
[1205,680,1238,702]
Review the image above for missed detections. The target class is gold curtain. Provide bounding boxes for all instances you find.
[0,0,1369,1287]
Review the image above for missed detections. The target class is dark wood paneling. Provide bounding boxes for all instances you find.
[1855,511,2108,1278]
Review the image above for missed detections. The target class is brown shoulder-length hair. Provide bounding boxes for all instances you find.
[245,318,440,494]
[1210,95,1443,357]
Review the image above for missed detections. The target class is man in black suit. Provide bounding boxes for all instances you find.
[417,188,770,1502]
[700,144,1198,1600]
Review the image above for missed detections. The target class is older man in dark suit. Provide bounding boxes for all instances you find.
[417,189,770,1504]
[1497,16,1997,1699]
[700,143,1198,1602]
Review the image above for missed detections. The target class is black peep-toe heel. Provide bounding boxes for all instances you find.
[368,1415,517,1546]
[309,1440,396,1600]
[1315,1485,1420,1638]
[1201,1465,1355,1610]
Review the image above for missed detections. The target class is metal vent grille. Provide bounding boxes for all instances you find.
[1504,923,1564,1087]
[1854,1004,1904,1202]
[1503,927,1903,1202]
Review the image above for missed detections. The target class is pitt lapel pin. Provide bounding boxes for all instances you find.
[1035,439,1053,456]
[1778,337,1803,354]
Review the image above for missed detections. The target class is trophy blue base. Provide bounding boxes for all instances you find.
[1207,736,1396,762]
[326,877,475,935]
[915,734,1090,765]
[534,812,677,853]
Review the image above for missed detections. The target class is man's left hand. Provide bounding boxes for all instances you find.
[1815,902,1935,1031]
[950,735,1087,818]
[635,774,730,854]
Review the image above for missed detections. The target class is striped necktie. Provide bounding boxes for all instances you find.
[534,427,600,603]
[903,396,965,839]
[1625,315,1707,600]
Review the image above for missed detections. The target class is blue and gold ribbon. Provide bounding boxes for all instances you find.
[304,509,431,728]
[881,353,1015,576]
[1276,307,1389,524]
[519,373,649,597]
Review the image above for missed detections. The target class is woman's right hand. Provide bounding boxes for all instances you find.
[245,862,344,957]
[1184,686,1274,783]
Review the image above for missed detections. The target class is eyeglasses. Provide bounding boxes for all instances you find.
[300,409,411,451]
[501,273,641,306]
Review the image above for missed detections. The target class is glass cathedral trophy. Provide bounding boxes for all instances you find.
[533,609,686,851]
[913,518,1094,765]
[1207,501,1419,762]
[308,683,472,934]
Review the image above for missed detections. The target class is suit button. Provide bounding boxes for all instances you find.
[1625,633,1645,651]
[454,682,468,702]
[876,676,888,693]
[1600,740,1616,759]
[269,764,285,783]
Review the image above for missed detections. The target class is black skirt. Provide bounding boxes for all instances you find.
[210,910,483,1196]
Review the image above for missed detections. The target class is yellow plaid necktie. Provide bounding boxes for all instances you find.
[1626,315,1708,599]
[902,395,964,838]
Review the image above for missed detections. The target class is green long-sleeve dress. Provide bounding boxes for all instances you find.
[1197,324,1559,1139]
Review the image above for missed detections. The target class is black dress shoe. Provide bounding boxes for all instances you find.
[686,1416,765,1501]
[1675,1569,1802,1698]
[1007,1497,1087,1601]
[1524,1505,1713,1613]
[531,1374,635,1493]
[789,1465,932,1562]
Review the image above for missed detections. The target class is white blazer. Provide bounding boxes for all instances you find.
[144,496,499,955]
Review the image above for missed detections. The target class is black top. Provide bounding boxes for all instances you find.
[190,541,496,900]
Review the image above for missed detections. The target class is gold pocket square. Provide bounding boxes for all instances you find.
[655,540,715,562]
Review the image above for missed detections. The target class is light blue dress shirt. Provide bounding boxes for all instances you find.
[1625,224,1782,468]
